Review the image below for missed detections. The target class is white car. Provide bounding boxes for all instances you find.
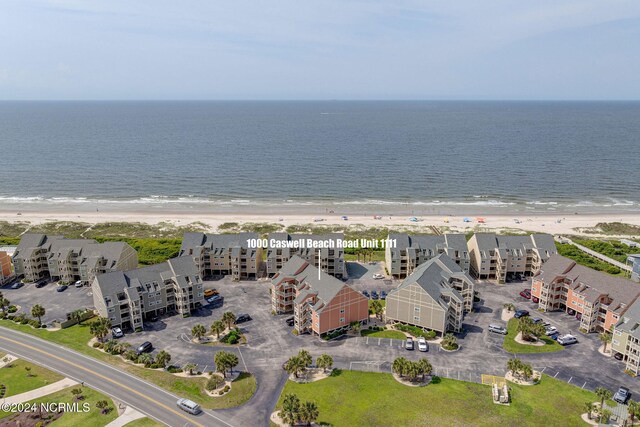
[112,327,124,338]
[557,334,578,346]
[372,273,384,279]
[74,280,84,288]
[545,326,558,336]
[417,337,428,352]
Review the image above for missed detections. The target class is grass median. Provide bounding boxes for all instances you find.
[503,318,564,354]
[275,370,595,427]
[1,358,64,397]
[0,320,256,410]
[360,329,405,340]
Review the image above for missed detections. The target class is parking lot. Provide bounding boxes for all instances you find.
[1,280,94,323]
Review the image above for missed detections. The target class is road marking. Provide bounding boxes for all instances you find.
[389,339,393,347]
[366,337,369,345]
[567,377,572,384]
[540,367,546,373]
[554,372,559,378]
[582,382,587,389]
[378,338,381,346]
[237,347,248,373]
[0,334,228,427]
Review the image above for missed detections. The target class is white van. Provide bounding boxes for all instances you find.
[177,398,202,415]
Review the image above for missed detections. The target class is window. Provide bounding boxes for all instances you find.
[414,307,420,312]
[340,317,345,323]
[340,309,345,314]
[613,339,619,345]
[414,316,420,321]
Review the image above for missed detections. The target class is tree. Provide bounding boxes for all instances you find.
[628,400,640,426]
[211,320,225,339]
[583,402,594,420]
[299,400,319,426]
[392,357,408,378]
[95,400,110,415]
[595,386,612,409]
[517,317,545,342]
[599,332,612,353]
[298,350,312,369]
[370,300,384,321]
[156,350,171,368]
[0,297,10,313]
[90,317,111,343]
[417,358,433,380]
[222,312,236,329]
[316,354,333,373]
[441,333,458,350]
[281,393,301,426]
[71,309,86,325]
[71,388,84,401]
[183,363,197,376]
[25,366,32,377]
[350,321,361,333]
[191,324,207,341]
[137,353,153,367]
[214,351,239,378]
[599,408,612,424]
[31,305,45,325]
[506,358,534,381]
[503,303,515,312]
[284,355,305,379]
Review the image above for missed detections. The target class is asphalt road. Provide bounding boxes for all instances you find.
[0,326,236,427]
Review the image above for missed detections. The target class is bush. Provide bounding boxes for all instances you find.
[149,363,161,369]
[223,385,230,392]
[20,318,29,325]
[221,330,242,345]
[424,330,437,340]
[92,342,102,348]
[135,327,143,332]
[0,312,6,319]
[28,320,41,328]
[395,324,436,340]
[7,306,17,313]
[167,366,183,374]
[206,375,225,391]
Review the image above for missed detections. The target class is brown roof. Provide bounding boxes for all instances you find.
[537,254,640,314]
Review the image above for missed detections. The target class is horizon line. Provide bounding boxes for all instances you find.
[1,99,639,102]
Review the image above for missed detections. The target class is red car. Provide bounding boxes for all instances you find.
[519,290,531,299]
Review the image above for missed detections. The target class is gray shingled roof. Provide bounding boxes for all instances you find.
[389,254,469,310]
[538,254,640,313]
[615,298,640,339]
[388,233,468,258]
[179,232,259,256]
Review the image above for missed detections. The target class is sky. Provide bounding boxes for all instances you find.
[1,0,640,100]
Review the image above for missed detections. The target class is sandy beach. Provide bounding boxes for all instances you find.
[1,208,639,237]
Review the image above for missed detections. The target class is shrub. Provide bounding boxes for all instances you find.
[28,320,41,328]
[0,312,6,319]
[20,318,28,325]
[223,385,230,392]
[221,330,242,345]
[167,366,183,374]
[218,389,225,395]
[206,375,225,391]
[7,306,17,313]
[134,327,142,332]
[92,342,102,348]
[424,330,437,340]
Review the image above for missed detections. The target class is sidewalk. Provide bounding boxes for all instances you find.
[3,378,78,404]
[105,405,146,427]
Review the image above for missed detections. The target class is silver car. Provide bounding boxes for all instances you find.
[177,398,201,415]
[488,324,507,335]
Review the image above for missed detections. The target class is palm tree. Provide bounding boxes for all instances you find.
[156,350,171,368]
[599,332,612,353]
[0,297,11,313]
[599,408,612,424]
[298,349,312,368]
[595,386,612,409]
[95,400,110,415]
[503,303,515,312]
[392,357,408,378]
[417,358,432,380]
[71,387,84,401]
[507,358,522,377]
[90,317,111,343]
[214,351,239,378]
[183,363,197,376]
[191,324,207,341]
[628,400,640,426]
[442,333,458,350]
[370,300,384,321]
[222,312,236,329]
[30,304,45,325]
[71,309,86,325]
[281,393,301,426]
[299,400,319,426]
[316,354,333,373]
[137,353,153,367]
[211,320,225,339]
[583,402,594,420]
[284,355,305,379]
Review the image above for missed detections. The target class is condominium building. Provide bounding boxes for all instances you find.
[467,233,557,283]
[385,233,469,278]
[531,254,640,333]
[612,299,640,375]
[266,233,345,278]
[270,256,368,336]
[12,234,138,284]
[179,233,263,280]
[92,256,205,330]
[628,254,640,283]
[0,251,13,284]
[385,254,475,334]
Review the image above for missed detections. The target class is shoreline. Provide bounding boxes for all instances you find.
[1,209,640,237]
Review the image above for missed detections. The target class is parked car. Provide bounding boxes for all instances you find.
[362,290,370,298]
[488,324,508,335]
[177,398,202,415]
[557,334,578,346]
[531,317,542,324]
[35,280,47,288]
[542,320,551,327]
[545,326,558,336]
[10,282,23,289]
[548,332,559,341]
[204,288,219,298]
[417,337,428,352]
[74,280,84,288]
[380,290,387,300]
[56,285,68,292]
[235,314,252,324]
[285,316,294,327]
[514,310,529,319]
[372,273,384,279]
[148,315,159,322]
[371,291,379,300]
[519,290,531,299]
[136,341,153,354]
[207,295,224,307]
[614,386,631,404]
[614,352,624,361]
[112,327,124,338]
[405,337,414,350]
[532,297,540,303]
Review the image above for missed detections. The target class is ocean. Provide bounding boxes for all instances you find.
[0,101,639,215]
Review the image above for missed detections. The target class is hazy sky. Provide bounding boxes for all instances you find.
[2,0,640,100]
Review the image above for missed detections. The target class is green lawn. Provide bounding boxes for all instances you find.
[1,358,64,397]
[556,242,626,276]
[503,319,564,354]
[207,372,257,410]
[123,417,166,427]
[0,320,256,409]
[275,370,596,427]
[361,329,405,340]
[368,299,386,309]
[0,386,118,426]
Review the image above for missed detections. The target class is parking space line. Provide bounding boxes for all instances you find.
[389,340,393,347]
[378,338,381,346]
[540,367,546,373]
[554,372,559,378]
[582,382,587,389]
[366,337,369,345]
[567,377,572,384]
